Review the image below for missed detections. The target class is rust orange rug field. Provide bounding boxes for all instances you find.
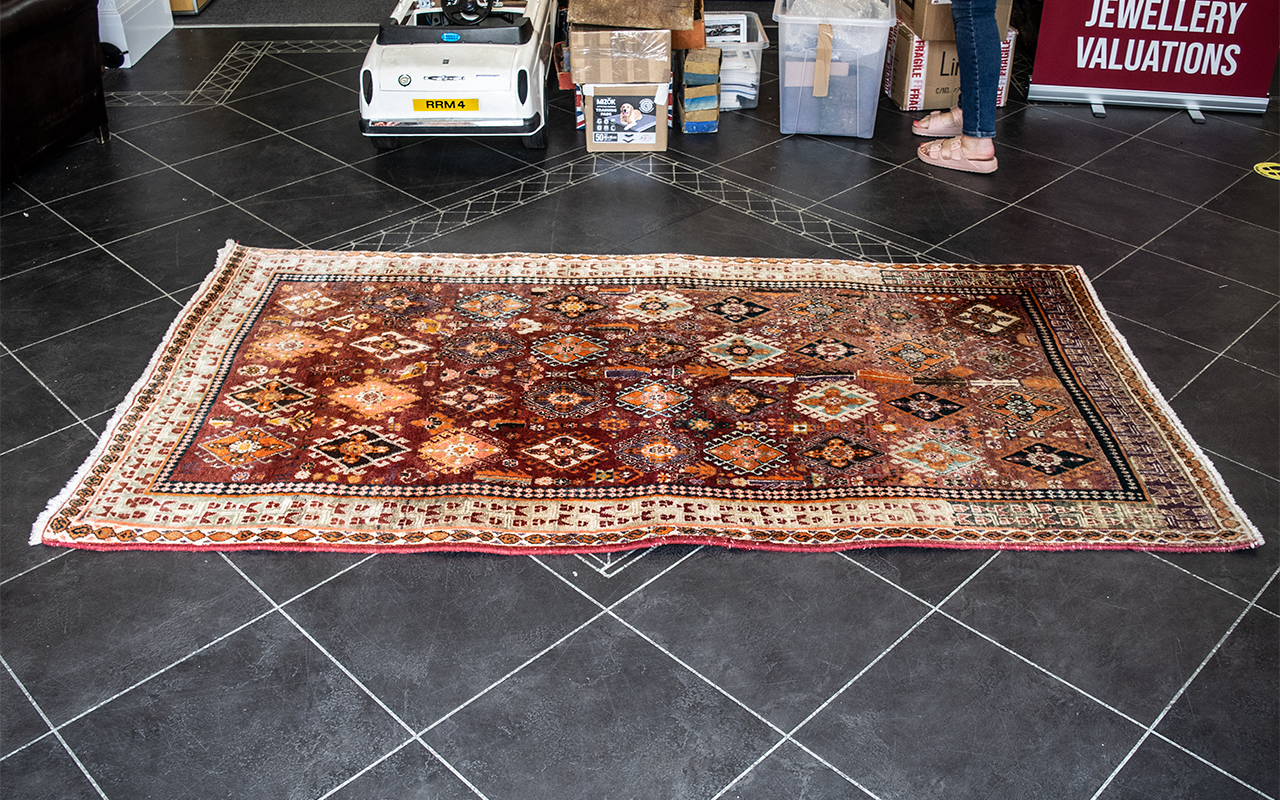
[33,245,1261,553]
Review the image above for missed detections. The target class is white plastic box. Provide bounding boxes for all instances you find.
[704,11,770,110]
[773,0,895,137]
[98,0,174,68]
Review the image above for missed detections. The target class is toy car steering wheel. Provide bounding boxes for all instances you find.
[442,0,491,24]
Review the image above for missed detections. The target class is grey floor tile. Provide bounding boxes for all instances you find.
[58,613,410,800]
[1,551,273,727]
[284,554,604,730]
[796,614,1139,800]
[323,741,485,800]
[613,548,930,730]
[1153,606,1280,797]
[942,550,1250,723]
[0,737,101,800]
[423,614,780,800]
[1097,735,1272,800]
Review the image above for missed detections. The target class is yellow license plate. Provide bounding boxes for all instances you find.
[413,98,479,112]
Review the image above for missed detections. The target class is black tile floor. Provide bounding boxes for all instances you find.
[2,16,1278,800]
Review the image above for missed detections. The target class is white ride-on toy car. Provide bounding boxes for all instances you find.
[359,0,555,150]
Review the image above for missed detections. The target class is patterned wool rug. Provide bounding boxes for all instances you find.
[34,246,1261,554]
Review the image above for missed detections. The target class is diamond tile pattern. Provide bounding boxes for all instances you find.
[1,9,1276,799]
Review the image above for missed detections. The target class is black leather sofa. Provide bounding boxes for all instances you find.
[1,0,110,186]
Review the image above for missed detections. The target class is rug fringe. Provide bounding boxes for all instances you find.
[30,241,248,546]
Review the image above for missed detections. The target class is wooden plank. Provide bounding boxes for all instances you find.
[568,0,696,31]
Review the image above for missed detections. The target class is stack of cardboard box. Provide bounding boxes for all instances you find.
[563,0,708,151]
[884,0,1017,113]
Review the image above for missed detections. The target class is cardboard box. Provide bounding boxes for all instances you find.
[670,0,705,49]
[569,27,672,85]
[884,23,1016,111]
[895,0,1012,41]
[568,0,695,31]
[583,83,670,151]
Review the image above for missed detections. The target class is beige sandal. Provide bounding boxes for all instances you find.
[917,137,998,174]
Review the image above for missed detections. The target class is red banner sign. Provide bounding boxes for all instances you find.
[1030,0,1279,111]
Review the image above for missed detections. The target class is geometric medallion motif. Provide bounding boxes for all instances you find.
[312,428,409,471]
[524,381,607,418]
[984,392,1063,426]
[701,333,785,370]
[356,287,440,323]
[436,383,511,415]
[199,427,292,466]
[879,340,950,372]
[887,391,966,422]
[704,296,770,324]
[616,290,695,322]
[418,429,504,473]
[794,337,863,363]
[891,438,980,476]
[349,331,431,361]
[617,431,697,473]
[279,289,340,317]
[227,380,312,415]
[542,294,604,319]
[1003,443,1096,476]
[702,385,779,417]
[952,301,1022,335]
[454,290,530,321]
[531,333,608,366]
[788,297,848,323]
[703,432,787,475]
[616,380,691,418]
[249,331,330,362]
[330,379,421,417]
[800,435,881,470]
[619,334,693,363]
[793,382,877,422]
[521,434,605,470]
[442,331,524,364]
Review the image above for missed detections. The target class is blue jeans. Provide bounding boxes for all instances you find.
[951,0,1000,139]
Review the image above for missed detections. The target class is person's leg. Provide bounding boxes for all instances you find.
[950,0,1000,157]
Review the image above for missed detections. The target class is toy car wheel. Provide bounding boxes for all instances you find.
[521,91,548,150]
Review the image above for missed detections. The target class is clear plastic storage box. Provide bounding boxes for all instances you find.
[772,0,894,137]
[704,12,770,110]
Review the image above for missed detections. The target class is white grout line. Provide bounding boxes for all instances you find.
[1088,568,1280,800]
[218,553,493,800]
[1,349,97,437]
[1145,553,1280,620]
[0,553,375,763]
[0,549,72,588]
[0,656,111,799]
[317,548,706,799]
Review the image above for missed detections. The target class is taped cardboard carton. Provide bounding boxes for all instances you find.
[569,27,672,85]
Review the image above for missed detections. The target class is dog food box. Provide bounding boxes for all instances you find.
[583,83,670,152]
[884,23,1016,111]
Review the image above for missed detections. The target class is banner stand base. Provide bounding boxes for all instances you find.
[1028,84,1270,115]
